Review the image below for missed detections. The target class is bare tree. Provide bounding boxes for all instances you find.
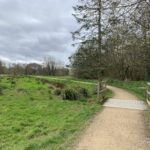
[43,56,58,76]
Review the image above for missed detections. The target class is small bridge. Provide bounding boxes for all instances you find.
[104,98,148,110]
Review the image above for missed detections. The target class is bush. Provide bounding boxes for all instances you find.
[78,87,89,98]
[62,88,79,100]
[54,89,62,96]
[11,80,16,87]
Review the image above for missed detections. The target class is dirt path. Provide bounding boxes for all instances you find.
[108,86,138,100]
[75,86,150,150]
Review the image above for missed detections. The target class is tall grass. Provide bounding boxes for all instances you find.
[0,76,102,150]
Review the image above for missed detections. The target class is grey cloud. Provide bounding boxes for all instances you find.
[0,0,78,64]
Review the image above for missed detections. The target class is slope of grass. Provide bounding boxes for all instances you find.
[0,76,103,150]
[35,76,113,101]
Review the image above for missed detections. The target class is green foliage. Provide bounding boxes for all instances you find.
[76,87,89,98]
[0,86,3,95]
[54,88,62,96]
[11,79,16,88]
[62,88,79,100]
[105,89,114,99]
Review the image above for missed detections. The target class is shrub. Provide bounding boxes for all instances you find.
[78,87,89,98]
[11,80,16,87]
[62,88,79,100]
[54,89,62,96]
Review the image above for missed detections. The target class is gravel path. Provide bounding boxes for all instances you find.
[108,86,138,100]
[75,86,150,150]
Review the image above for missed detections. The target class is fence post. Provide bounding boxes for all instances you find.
[97,80,107,103]
[147,82,150,106]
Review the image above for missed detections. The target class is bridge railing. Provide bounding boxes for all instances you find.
[97,80,107,103]
[97,81,107,92]
[147,82,150,105]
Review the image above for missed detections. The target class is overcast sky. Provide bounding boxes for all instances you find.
[0,0,78,64]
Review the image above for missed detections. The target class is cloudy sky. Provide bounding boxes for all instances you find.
[0,0,78,64]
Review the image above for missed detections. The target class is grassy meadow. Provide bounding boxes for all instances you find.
[0,76,113,150]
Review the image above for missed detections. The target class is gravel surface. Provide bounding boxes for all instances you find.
[75,86,150,150]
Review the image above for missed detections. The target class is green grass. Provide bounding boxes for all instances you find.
[35,76,113,101]
[0,76,103,150]
[105,89,114,99]
[35,76,97,83]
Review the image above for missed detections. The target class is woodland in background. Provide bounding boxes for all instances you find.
[70,0,150,80]
[0,57,69,76]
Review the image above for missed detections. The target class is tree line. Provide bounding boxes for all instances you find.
[70,0,150,80]
[0,56,69,76]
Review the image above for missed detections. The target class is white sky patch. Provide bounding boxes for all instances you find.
[0,0,78,65]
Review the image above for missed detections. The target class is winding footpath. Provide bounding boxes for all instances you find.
[75,86,150,150]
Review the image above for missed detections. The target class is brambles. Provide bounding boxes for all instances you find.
[62,86,89,101]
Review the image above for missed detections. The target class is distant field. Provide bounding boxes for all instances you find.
[0,76,112,150]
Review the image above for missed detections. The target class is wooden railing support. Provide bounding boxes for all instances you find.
[97,80,107,103]
[147,82,150,106]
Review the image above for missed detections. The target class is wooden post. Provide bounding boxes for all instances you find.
[97,81,100,102]
[147,82,150,106]
[97,80,107,103]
